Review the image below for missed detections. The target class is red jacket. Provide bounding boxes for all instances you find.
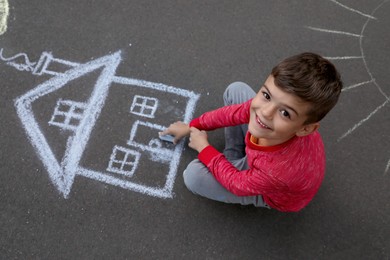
[190,99,325,212]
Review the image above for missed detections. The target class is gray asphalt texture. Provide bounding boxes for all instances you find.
[1,0,389,259]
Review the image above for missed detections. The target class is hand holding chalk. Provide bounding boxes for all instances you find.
[159,121,191,144]
[188,127,209,153]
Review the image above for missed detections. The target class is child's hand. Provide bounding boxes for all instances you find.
[159,121,191,144]
[188,127,209,153]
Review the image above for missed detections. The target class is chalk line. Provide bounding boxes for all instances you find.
[338,99,389,142]
[15,101,67,193]
[324,56,363,60]
[385,158,390,175]
[78,167,173,198]
[359,0,390,101]
[37,54,81,76]
[305,26,361,38]
[61,52,121,196]
[342,80,374,92]
[329,0,377,20]
[0,48,37,71]
[113,76,199,100]
[0,0,9,35]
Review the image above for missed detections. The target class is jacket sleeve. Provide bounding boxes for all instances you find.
[190,99,252,130]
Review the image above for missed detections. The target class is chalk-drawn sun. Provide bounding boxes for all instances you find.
[306,0,390,174]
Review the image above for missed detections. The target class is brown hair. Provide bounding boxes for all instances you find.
[271,52,343,124]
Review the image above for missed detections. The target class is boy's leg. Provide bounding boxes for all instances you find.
[183,158,269,208]
[222,82,256,160]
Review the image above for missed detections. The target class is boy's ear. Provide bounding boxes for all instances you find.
[296,122,320,137]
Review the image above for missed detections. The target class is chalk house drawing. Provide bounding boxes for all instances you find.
[6,48,200,198]
[306,0,390,175]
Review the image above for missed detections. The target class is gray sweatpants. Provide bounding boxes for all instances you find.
[183,82,270,208]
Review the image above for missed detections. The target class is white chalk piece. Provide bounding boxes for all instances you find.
[159,134,175,143]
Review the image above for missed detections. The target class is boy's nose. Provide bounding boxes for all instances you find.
[261,103,275,119]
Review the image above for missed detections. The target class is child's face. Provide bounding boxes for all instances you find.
[248,75,318,146]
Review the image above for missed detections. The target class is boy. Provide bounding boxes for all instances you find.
[160,52,342,212]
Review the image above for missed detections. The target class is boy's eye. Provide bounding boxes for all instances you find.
[280,110,290,118]
[262,92,270,100]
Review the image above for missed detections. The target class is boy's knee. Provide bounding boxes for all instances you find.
[183,160,204,193]
[183,169,195,191]
[223,81,254,105]
[224,82,248,98]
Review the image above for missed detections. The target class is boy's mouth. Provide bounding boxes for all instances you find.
[256,115,271,130]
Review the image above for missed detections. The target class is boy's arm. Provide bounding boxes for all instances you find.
[190,99,252,130]
[162,99,252,144]
[187,128,279,195]
[197,146,288,196]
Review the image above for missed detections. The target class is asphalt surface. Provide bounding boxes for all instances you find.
[1,0,389,259]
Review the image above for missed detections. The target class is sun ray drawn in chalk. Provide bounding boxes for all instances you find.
[8,48,200,198]
[305,26,362,38]
[385,159,390,176]
[328,0,377,20]
[342,80,374,92]
[306,0,390,175]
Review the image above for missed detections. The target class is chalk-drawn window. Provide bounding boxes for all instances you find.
[130,95,158,118]
[106,145,141,177]
[49,99,87,131]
